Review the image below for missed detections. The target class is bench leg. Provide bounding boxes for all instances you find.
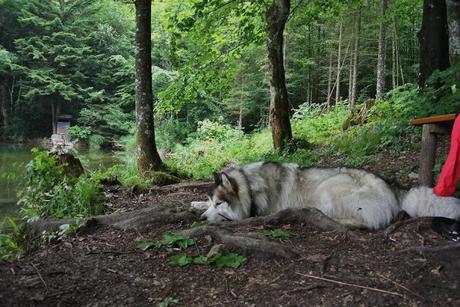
[419,124,438,186]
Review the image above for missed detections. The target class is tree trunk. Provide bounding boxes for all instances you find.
[376,0,388,100]
[350,10,361,107]
[266,0,292,152]
[418,0,450,88]
[335,19,343,103]
[326,52,333,108]
[135,0,163,173]
[0,75,9,134]
[446,0,460,65]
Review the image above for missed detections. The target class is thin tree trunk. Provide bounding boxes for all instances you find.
[0,75,8,133]
[51,101,56,134]
[350,10,361,107]
[135,0,163,172]
[392,20,397,88]
[335,19,343,103]
[418,0,450,88]
[266,0,292,151]
[326,52,333,108]
[376,0,388,100]
[238,76,243,130]
[446,0,460,66]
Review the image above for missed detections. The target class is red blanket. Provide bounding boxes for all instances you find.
[434,114,460,196]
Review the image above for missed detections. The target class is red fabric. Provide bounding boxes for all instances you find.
[434,114,460,196]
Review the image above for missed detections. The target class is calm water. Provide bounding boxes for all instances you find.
[0,144,119,220]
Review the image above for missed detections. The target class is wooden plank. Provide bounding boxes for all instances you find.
[410,114,456,126]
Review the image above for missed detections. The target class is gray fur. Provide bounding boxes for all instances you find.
[201,162,460,229]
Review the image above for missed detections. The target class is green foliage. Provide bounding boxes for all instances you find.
[261,229,296,238]
[135,240,162,251]
[190,221,209,228]
[68,126,92,143]
[209,252,247,269]
[159,297,179,307]
[169,254,193,266]
[161,232,195,249]
[18,149,102,221]
[0,217,23,260]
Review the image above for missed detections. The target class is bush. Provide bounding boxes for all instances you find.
[18,149,102,221]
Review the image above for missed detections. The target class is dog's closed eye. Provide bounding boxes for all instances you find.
[215,202,223,207]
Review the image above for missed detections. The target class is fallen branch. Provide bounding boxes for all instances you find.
[295,272,405,297]
[377,273,425,300]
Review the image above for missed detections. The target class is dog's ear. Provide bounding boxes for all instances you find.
[221,172,238,193]
[212,172,222,185]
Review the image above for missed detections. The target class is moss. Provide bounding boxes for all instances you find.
[144,171,181,186]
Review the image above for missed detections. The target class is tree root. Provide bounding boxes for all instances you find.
[182,226,300,259]
[232,208,348,232]
[27,205,198,233]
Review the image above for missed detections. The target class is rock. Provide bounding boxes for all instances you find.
[206,244,224,258]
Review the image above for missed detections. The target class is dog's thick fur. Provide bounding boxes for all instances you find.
[200,162,460,229]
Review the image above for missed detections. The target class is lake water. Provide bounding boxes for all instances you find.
[0,144,119,220]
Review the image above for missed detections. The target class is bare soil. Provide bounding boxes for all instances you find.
[1,138,460,306]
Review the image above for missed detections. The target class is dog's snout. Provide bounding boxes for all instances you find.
[199,214,208,221]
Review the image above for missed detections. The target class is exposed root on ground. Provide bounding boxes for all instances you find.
[181,225,300,259]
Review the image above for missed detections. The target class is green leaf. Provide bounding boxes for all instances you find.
[162,232,195,249]
[169,254,193,266]
[135,240,162,251]
[190,221,209,228]
[210,252,246,269]
[193,255,208,264]
[159,297,179,307]
[261,229,296,238]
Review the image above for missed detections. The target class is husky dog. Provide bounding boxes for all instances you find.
[200,161,460,229]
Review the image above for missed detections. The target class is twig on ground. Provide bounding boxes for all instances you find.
[31,263,48,291]
[295,272,404,297]
[377,273,425,300]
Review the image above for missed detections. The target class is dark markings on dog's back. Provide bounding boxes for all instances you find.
[260,162,289,207]
[239,169,258,216]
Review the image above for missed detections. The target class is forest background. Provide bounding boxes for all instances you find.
[1,0,459,181]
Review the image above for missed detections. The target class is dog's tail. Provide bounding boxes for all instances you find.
[401,186,460,219]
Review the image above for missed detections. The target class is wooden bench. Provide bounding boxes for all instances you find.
[410,114,456,186]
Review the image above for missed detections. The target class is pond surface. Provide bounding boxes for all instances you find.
[0,144,119,220]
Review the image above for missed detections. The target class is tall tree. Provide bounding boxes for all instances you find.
[446,0,460,65]
[418,0,450,88]
[350,9,361,107]
[266,0,292,151]
[134,0,163,172]
[335,19,343,103]
[376,0,388,100]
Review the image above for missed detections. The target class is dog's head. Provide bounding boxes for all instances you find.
[200,172,249,223]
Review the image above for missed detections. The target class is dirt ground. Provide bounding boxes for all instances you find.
[1,138,460,306]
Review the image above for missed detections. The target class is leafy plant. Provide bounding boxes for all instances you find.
[0,217,23,260]
[135,240,162,251]
[190,221,209,228]
[169,254,193,266]
[161,232,195,249]
[209,252,247,269]
[159,297,179,307]
[18,149,102,221]
[261,229,296,238]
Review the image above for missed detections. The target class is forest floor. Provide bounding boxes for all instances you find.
[1,137,460,306]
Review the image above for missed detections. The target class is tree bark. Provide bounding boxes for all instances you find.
[350,10,361,107]
[376,0,388,100]
[335,19,343,103]
[135,0,163,173]
[266,0,292,151]
[446,0,460,65]
[418,0,450,88]
[326,52,333,108]
[0,74,9,134]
